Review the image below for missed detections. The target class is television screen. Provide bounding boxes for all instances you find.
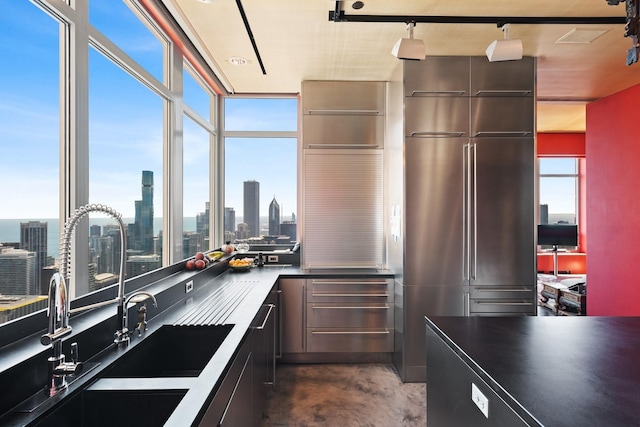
[538,224,578,247]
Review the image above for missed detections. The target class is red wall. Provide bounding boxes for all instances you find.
[586,83,640,315]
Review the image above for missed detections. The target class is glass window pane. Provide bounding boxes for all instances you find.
[89,0,164,82]
[539,177,576,225]
[0,2,59,324]
[184,66,211,122]
[539,158,577,175]
[89,47,164,294]
[225,99,297,131]
[183,115,210,258]
[225,137,297,241]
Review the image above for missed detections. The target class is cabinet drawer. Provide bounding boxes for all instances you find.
[303,114,383,149]
[307,279,393,303]
[470,286,535,300]
[306,328,393,352]
[307,302,392,328]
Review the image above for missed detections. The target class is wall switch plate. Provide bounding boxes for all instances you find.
[267,255,278,263]
[471,383,489,418]
[185,280,193,293]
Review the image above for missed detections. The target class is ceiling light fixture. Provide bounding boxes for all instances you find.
[485,24,523,62]
[228,56,247,66]
[391,22,425,61]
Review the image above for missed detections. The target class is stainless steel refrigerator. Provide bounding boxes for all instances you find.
[392,57,537,382]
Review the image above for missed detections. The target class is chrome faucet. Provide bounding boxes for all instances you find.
[40,204,157,396]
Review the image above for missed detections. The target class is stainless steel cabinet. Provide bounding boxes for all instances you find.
[470,56,535,96]
[303,150,383,269]
[199,337,252,426]
[279,278,305,354]
[305,278,394,353]
[404,56,470,96]
[302,81,384,114]
[404,97,470,137]
[252,290,277,427]
[471,97,534,137]
[302,114,384,148]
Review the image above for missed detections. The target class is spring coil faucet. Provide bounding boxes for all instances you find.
[41,203,157,396]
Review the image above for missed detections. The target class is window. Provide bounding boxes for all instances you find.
[0,1,60,323]
[89,46,164,292]
[224,98,298,244]
[183,115,211,258]
[538,158,579,249]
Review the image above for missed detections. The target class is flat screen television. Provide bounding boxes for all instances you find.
[537,224,578,247]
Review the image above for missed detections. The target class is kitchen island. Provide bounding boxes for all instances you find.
[425,316,640,427]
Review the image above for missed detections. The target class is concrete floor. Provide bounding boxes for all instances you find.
[261,363,426,427]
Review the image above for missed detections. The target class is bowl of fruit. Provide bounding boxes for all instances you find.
[228,257,254,272]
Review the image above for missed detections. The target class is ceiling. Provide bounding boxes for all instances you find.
[161,0,639,132]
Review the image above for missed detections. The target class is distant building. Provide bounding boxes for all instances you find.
[20,221,47,289]
[236,222,250,240]
[183,231,205,258]
[132,170,154,253]
[269,197,281,236]
[243,180,260,238]
[0,247,37,295]
[127,254,161,277]
[0,294,48,324]
[197,202,210,239]
[540,204,549,224]
[280,221,297,241]
[224,207,236,233]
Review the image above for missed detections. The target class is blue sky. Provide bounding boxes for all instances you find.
[0,0,298,223]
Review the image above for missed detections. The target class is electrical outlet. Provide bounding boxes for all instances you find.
[471,383,489,418]
[185,280,193,293]
[267,255,278,263]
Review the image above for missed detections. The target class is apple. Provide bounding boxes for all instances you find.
[195,252,205,260]
[195,259,206,269]
[185,260,196,270]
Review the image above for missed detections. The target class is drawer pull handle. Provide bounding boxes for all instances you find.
[474,301,533,305]
[473,288,532,292]
[311,305,389,309]
[311,281,388,285]
[311,330,390,335]
[311,293,389,297]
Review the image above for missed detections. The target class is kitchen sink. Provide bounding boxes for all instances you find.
[103,324,234,378]
[34,388,187,427]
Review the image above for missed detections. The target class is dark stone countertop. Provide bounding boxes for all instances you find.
[0,262,393,426]
[424,316,640,427]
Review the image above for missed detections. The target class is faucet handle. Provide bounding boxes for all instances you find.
[70,342,78,364]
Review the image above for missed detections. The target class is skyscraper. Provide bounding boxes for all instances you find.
[0,247,37,295]
[269,196,280,235]
[243,180,260,238]
[224,207,236,233]
[133,170,154,253]
[20,221,47,289]
[196,202,210,239]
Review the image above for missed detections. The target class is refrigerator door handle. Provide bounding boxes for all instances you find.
[472,142,477,281]
[463,143,470,281]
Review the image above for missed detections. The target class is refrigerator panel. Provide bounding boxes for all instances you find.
[472,137,535,288]
[405,137,467,286]
[404,285,467,382]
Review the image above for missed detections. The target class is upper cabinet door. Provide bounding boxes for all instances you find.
[404,57,470,97]
[471,97,534,137]
[470,56,535,96]
[302,81,384,115]
[405,97,470,137]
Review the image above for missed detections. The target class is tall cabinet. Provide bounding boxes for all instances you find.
[301,81,385,270]
[389,57,537,382]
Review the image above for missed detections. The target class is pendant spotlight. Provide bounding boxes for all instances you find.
[391,21,425,60]
[485,23,523,62]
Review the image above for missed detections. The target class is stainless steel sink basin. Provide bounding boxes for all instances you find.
[103,324,233,378]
